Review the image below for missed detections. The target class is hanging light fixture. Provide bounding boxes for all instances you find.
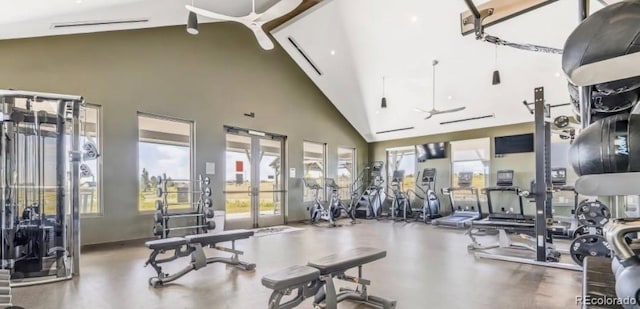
[492,45,501,85]
[186,0,199,35]
[381,76,388,108]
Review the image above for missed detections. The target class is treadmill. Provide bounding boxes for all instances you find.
[484,170,531,222]
[433,172,482,228]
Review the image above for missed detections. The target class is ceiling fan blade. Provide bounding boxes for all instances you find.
[437,106,467,114]
[251,27,275,50]
[413,107,428,113]
[186,5,241,22]
[256,0,303,23]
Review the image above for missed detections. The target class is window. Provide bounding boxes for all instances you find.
[80,104,101,214]
[386,147,416,191]
[450,138,490,201]
[303,141,326,202]
[337,147,356,198]
[138,114,193,211]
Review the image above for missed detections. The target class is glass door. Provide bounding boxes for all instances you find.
[224,127,286,229]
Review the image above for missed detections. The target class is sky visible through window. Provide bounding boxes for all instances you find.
[139,142,190,180]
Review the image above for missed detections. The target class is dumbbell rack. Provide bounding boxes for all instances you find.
[152,174,216,239]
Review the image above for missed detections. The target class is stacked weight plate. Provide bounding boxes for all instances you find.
[0,269,12,307]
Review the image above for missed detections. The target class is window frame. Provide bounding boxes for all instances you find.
[303,140,327,202]
[450,138,491,189]
[337,146,356,198]
[81,103,103,217]
[137,112,195,213]
[386,146,416,192]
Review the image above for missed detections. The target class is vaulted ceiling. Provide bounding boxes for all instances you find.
[0,0,614,142]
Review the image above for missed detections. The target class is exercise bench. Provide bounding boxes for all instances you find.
[144,229,255,287]
[262,247,396,309]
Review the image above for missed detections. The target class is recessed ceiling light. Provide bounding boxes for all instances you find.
[375,110,380,114]
[554,72,561,78]
[75,0,83,3]
[447,95,453,100]
[411,16,418,23]
[330,50,336,56]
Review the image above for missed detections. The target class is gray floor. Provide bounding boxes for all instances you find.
[13,220,582,309]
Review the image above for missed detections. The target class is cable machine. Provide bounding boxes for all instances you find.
[0,90,85,286]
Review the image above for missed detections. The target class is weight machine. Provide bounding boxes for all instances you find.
[351,162,386,219]
[0,90,86,285]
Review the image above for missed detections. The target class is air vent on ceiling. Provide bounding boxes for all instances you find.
[287,36,322,76]
[51,18,149,29]
[376,127,415,134]
[440,114,495,125]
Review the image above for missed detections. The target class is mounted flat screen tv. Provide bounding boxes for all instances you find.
[495,133,534,155]
[417,142,447,162]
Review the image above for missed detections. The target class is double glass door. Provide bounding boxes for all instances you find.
[224,127,286,229]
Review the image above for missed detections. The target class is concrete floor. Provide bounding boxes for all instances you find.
[13,220,582,309]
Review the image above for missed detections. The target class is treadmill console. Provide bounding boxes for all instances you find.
[551,168,567,186]
[496,170,514,187]
[422,168,436,183]
[392,170,405,182]
[457,172,473,187]
[371,161,383,177]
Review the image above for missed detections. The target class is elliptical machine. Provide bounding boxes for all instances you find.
[410,168,442,223]
[389,170,412,221]
[304,178,336,226]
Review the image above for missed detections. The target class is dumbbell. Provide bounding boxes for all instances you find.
[204,208,215,219]
[605,219,640,306]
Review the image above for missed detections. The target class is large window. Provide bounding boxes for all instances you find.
[386,147,416,191]
[79,104,101,214]
[450,138,490,202]
[138,114,193,212]
[337,147,356,198]
[303,141,326,202]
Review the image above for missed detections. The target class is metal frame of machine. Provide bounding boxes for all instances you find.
[0,89,84,286]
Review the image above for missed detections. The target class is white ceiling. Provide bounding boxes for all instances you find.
[0,0,280,40]
[0,0,610,143]
[273,0,610,142]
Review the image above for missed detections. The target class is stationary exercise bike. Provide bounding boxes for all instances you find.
[326,178,356,224]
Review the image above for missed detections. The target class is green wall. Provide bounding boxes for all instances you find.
[0,23,367,244]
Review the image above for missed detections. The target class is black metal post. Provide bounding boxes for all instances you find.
[578,0,592,128]
[534,87,547,262]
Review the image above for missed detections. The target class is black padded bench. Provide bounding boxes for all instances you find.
[262,247,396,309]
[144,229,255,287]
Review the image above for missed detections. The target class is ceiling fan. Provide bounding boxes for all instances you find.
[414,60,466,120]
[186,0,303,50]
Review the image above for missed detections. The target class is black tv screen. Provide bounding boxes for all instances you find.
[417,142,447,162]
[495,133,534,155]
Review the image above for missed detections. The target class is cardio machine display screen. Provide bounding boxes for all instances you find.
[496,170,514,186]
[458,172,473,186]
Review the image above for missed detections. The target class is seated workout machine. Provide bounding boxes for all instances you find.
[144,230,255,287]
[261,247,396,309]
[483,170,530,222]
[434,172,482,228]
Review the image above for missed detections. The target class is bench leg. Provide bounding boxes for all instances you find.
[268,281,323,309]
[148,245,202,288]
[210,241,256,271]
[329,266,397,309]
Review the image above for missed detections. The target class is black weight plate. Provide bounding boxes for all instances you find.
[570,234,612,266]
[573,225,604,238]
[576,200,611,227]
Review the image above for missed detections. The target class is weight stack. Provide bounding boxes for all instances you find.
[570,113,640,176]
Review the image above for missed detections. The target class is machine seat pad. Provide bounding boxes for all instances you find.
[185,229,254,246]
[308,247,386,275]
[145,237,188,250]
[261,265,320,290]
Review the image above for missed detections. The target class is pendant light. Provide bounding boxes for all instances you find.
[492,45,501,85]
[381,77,388,108]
